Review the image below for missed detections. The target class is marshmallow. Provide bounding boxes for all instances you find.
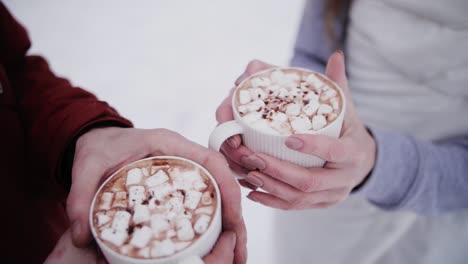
[306,74,324,90]
[130,226,152,248]
[151,165,170,175]
[181,210,193,219]
[195,206,214,215]
[151,239,176,258]
[193,180,208,191]
[166,191,184,212]
[99,192,114,210]
[148,197,165,210]
[176,218,195,241]
[167,229,176,238]
[110,177,126,192]
[133,204,150,224]
[285,73,300,82]
[184,190,202,210]
[242,112,262,124]
[249,88,267,100]
[291,115,312,132]
[245,99,265,112]
[165,211,178,221]
[286,103,301,116]
[201,191,213,205]
[270,70,286,84]
[272,112,288,122]
[128,185,146,207]
[239,90,252,105]
[112,210,131,231]
[302,101,320,116]
[283,81,298,91]
[321,88,337,101]
[288,87,300,97]
[101,228,128,247]
[304,91,320,102]
[112,191,127,208]
[312,115,327,130]
[327,113,338,122]
[139,247,150,258]
[120,245,132,255]
[238,105,248,115]
[96,213,111,227]
[148,182,173,201]
[151,215,170,235]
[142,167,149,177]
[250,76,271,87]
[170,168,203,191]
[317,104,333,115]
[174,242,191,251]
[330,97,340,110]
[194,214,211,235]
[275,88,289,99]
[267,84,281,92]
[126,168,143,186]
[145,170,169,187]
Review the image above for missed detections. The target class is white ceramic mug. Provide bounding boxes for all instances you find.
[209,67,346,168]
[89,156,222,264]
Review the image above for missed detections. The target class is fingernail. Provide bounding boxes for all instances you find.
[235,72,248,85]
[227,137,239,148]
[71,221,81,242]
[246,193,258,202]
[240,155,266,170]
[285,137,303,150]
[228,231,237,247]
[245,174,263,188]
[238,179,258,191]
[337,49,344,58]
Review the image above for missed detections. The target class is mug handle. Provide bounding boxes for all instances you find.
[208,120,244,151]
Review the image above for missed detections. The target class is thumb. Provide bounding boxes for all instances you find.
[235,59,274,85]
[325,50,359,125]
[67,159,106,247]
[325,50,349,96]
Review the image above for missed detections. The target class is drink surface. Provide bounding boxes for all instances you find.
[91,158,217,259]
[235,68,343,135]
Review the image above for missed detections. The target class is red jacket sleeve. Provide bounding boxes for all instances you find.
[2,3,132,184]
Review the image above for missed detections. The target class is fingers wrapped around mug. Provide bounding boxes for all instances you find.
[241,152,360,210]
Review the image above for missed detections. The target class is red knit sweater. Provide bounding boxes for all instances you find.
[0,3,132,262]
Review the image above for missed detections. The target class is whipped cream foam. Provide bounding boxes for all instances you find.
[235,68,343,135]
[92,158,217,259]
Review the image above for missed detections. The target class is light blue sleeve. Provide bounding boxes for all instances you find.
[355,129,468,215]
[290,0,333,72]
[291,1,468,215]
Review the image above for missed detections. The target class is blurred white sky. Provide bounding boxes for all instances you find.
[4,1,304,262]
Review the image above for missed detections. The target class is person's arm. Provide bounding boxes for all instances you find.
[355,130,468,214]
[12,55,133,188]
[290,0,347,72]
[2,2,132,186]
[289,1,468,214]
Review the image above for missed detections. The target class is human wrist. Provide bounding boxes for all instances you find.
[59,122,130,191]
[352,127,376,192]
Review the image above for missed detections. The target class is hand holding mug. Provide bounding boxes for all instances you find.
[67,127,247,263]
[215,51,377,209]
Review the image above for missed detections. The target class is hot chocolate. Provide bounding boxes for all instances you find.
[91,158,218,260]
[234,68,343,135]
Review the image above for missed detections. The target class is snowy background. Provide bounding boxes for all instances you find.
[4,1,304,263]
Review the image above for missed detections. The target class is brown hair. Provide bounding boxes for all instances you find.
[324,0,352,45]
